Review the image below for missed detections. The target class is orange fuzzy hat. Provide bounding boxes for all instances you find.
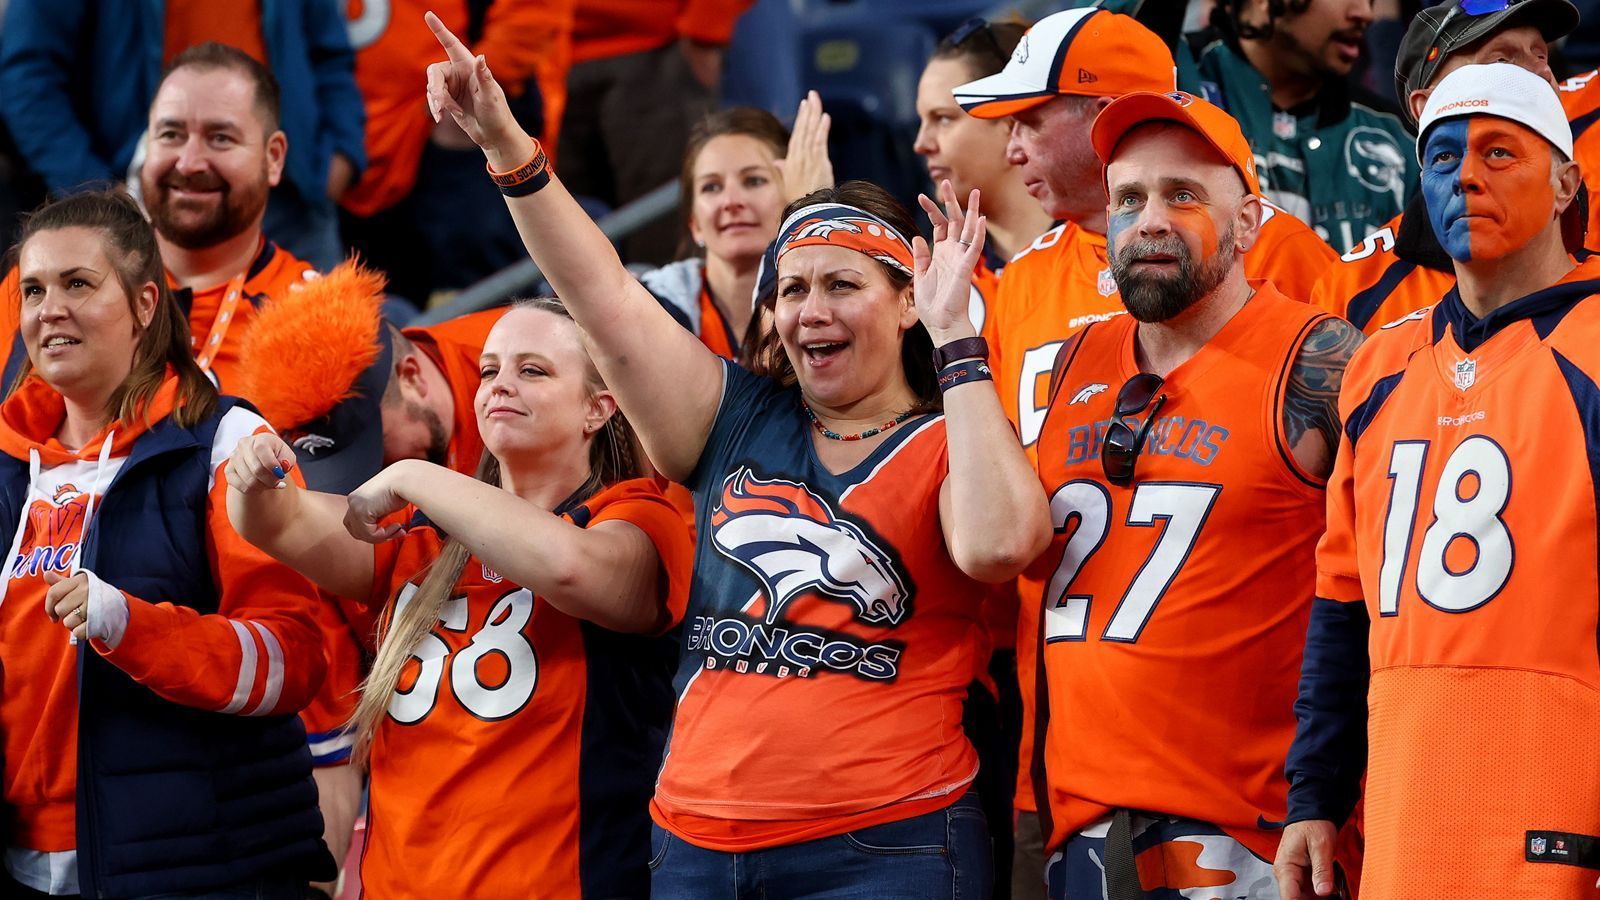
[237,259,391,493]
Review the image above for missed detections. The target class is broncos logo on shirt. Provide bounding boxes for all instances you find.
[12,489,90,578]
[710,467,909,627]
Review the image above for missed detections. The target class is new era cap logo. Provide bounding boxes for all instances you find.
[1078,68,1097,84]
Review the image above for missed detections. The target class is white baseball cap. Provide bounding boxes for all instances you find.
[953,8,1175,119]
[1416,62,1573,163]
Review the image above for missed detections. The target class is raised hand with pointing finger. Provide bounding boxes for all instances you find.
[424,11,529,170]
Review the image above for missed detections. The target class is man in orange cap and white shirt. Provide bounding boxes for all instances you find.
[949,10,1336,893]
[1020,87,1361,899]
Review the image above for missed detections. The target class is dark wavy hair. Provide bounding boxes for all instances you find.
[5,189,218,427]
[1212,0,1315,41]
[744,181,940,411]
[931,18,1030,79]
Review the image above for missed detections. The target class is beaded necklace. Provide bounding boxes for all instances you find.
[803,402,918,442]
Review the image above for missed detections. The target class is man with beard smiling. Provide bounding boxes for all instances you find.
[0,44,319,397]
[1024,90,1362,899]
[138,43,321,395]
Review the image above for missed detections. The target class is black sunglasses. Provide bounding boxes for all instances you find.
[946,17,1003,59]
[1101,373,1167,486]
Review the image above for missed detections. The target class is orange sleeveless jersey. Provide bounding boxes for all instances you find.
[1317,259,1600,898]
[985,206,1332,812]
[652,363,987,850]
[360,478,692,897]
[341,0,574,216]
[1030,284,1329,857]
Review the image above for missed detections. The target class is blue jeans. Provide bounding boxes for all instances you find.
[650,790,992,900]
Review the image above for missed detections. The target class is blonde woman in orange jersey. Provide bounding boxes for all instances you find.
[423,11,1053,898]
[227,300,693,898]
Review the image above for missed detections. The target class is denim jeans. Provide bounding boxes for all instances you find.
[650,789,992,900]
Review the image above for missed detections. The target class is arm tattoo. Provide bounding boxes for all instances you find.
[1283,317,1365,480]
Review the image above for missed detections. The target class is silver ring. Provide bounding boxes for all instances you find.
[956,238,972,247]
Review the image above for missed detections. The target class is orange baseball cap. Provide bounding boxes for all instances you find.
[954,8,1176,120]
[1090,90,1262,196]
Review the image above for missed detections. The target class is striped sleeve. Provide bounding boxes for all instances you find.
[94,408,327,716]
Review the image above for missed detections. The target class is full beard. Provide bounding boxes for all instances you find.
[1110,225,1236,324]
[145,168,266,249]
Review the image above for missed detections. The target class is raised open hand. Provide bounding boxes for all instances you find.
[911,180,985,344]
[778,90,834,203]
[424,11,527,164]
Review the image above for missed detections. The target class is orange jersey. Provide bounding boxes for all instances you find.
[1317,259,1600,898]
[361,478,692,897]
[342,0,574,216]
[0,377,324,853]
[1310,214,1457,334]
[985,205,1332,812]
[1031,284,1328,858]
[174,240,319,396]
[1560,68,1600,249]
[573,0,752,63]
[652,361,987,851]
[300,307,509,763]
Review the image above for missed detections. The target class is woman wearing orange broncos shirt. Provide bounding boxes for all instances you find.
[424,12,1052,898]
[227,299,693,898]
[0,191,332,898]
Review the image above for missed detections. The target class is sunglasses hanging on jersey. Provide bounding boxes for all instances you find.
[1101,373,1168,486]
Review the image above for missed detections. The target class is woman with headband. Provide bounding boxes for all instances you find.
[422,12,1051,899]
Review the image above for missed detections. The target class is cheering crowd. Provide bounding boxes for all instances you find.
[1,0,1599,898]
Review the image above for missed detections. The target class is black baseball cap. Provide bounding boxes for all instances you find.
[1395,0,1580,131]
[287,326,392,495]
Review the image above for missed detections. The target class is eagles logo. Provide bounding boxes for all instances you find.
[711,468,910,627]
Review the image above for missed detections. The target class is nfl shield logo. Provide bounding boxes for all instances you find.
[1097,267,1117,297]
[1273,111,1297,140]
[1532,837,1547,856]
[482,563,503,583]
[1454,358,1477,390]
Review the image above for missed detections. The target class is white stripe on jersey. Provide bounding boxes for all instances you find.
[220,618,259,714]
[246,620,285,716]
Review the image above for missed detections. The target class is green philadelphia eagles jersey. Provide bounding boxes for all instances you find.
[1182,33,1416,251]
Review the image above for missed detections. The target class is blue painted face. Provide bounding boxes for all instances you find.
[1421,116,1559,263]
[1422,119,1474,261]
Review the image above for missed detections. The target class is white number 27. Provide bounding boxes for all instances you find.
[1043,480,1221,643]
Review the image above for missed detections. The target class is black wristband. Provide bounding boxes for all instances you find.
[932,336,989,370]
[498,164,552,197]
[937,360,993,393]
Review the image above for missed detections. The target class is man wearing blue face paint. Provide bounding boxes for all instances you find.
[1276,62,1600,900]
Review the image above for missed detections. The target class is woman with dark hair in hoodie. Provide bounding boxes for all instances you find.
[0,190,332,898]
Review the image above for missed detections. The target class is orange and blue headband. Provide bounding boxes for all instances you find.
[775,203,916,277]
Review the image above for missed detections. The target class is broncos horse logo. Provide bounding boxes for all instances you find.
[711,468,909,626]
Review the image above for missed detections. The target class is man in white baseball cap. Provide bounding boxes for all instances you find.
[1275,62,1600,900]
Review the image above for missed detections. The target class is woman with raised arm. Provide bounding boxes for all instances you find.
[0,191,332,898]
[226,299,693,898]
[424,13,1051,899]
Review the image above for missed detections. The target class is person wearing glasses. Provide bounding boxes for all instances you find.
[1311,0,1586,335]
[1276,63,1600,900]
[421,10,1053,898]
[1026,91,1361,900]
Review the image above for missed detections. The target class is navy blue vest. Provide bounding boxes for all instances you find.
[0,398,334,897]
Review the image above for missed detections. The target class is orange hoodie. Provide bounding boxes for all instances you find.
[0,373,326,855]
